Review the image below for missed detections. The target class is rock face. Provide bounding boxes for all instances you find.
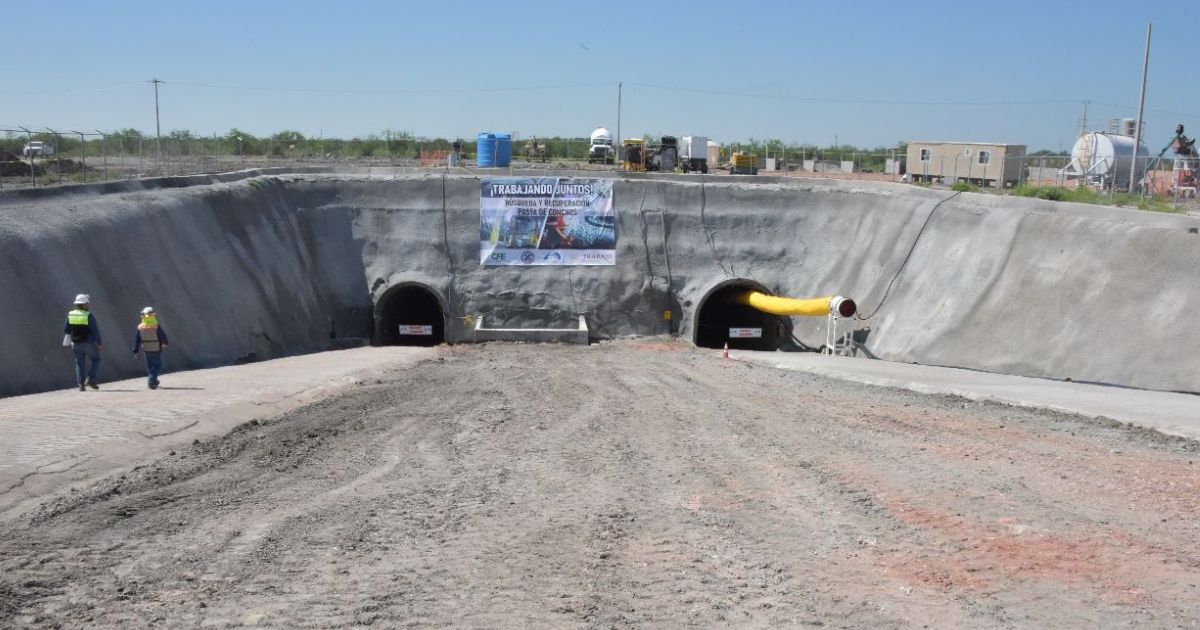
[2,170,1197,397]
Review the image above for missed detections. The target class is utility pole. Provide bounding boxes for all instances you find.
[616,81,622,164]
[150,78,163,169]
[1078,100,1090,137]
[1129,23,1151,193]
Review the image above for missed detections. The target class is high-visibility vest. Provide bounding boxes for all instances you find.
[67,309,90,342]
[138,322,162,352]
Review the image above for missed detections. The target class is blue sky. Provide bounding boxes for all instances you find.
[3,0,1197,150]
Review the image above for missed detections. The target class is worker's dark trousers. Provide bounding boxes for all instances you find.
[143,351,163,388]
[72,342,100,385]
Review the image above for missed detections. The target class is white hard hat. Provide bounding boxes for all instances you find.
[141,306,155,315]
[74,293,91,305]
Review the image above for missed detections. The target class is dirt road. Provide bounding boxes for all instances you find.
[2,342,1198,628]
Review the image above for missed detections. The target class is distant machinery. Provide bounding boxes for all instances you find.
[679,136,709,174]
[525,137,548,162]
[621,139,646,172]
[587,127,615,164]
[730,151,758,175]
[648,136,677,172]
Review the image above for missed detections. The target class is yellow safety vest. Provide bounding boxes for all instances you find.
[67,309,90,342]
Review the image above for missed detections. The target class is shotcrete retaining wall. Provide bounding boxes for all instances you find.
[1,170,1197,397]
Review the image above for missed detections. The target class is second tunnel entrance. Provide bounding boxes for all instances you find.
[694,281,788,351]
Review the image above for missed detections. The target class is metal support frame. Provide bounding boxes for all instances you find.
[821,312,854,357]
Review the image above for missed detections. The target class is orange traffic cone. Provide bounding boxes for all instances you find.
[722,342,729,359]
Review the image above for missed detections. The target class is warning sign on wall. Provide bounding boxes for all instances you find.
[398,325,434,336]
[728,328,763,338]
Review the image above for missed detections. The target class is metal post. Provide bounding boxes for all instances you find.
[45,128,63,184]
[75,131,86,183]
[138,135,144,175]
[1129,23,1151,193]
[616,81,622,164]
[53,130,62,182]
[97,130,107,180]
[150,78,163,175]
[19,127,36,187]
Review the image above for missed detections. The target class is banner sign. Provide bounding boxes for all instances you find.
[728,328,763,338]
[480,177,616,266]
[398,325,433,336]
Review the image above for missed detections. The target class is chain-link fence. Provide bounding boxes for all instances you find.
[2,127,1195,211]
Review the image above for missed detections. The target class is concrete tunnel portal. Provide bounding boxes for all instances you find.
[694,280,789,351]
[374,283,446,346]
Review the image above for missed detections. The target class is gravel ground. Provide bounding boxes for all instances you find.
[1,341,1198,628]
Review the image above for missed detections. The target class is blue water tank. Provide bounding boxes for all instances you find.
[477,132,512,167]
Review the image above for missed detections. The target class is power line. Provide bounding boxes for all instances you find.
[164,80,613,95]
[0,84,144,96]
[622,82,1082,107]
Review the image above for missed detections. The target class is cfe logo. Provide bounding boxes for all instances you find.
[521,251,535,264]
[489,252,507,262]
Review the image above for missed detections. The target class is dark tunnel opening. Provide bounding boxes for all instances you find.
[694,282,788,351]
[374,284,446,346]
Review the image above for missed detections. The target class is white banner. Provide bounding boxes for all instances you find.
[480,177,616,266]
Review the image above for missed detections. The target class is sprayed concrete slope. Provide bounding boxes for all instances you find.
[0,170,1197,397]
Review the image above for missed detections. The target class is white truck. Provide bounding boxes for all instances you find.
[22,141,54,158]
[587,127,614,164]
[679,136,708,173]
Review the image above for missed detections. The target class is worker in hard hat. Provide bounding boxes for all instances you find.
[63,294,103,391]
[131,306,169,390]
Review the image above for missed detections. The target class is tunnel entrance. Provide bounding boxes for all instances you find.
[694,281,788,351]
[374,283,446,346]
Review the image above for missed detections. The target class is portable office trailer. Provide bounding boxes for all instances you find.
[906,141,1026,186]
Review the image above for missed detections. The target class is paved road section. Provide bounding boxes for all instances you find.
[733,350,1200,441]
[0,347,438,507]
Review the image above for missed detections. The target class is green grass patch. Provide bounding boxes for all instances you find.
[950,181,978,193]
[1011,184,1183,212]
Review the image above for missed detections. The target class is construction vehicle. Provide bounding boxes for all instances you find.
[525,137,549,162]
[730,151,758,175]
[679,136,709,173]
[648,136,678,172]
[22,141,54,158]
[621,139,646,171]
[587,127,615,164]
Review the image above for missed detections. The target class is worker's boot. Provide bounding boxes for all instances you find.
[86,380,98,390]
[79,383,86,392]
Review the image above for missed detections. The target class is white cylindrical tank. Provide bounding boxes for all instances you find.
[1070,131,1149,188]
[590,127,611,144]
